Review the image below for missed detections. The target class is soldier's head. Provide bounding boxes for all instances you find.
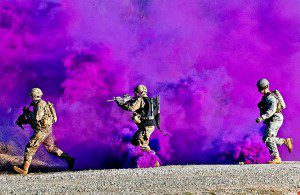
[134,84,148,97]
[256,79,270,94]
[29,88,43,101]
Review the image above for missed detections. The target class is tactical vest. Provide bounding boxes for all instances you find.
[258,90,284,115]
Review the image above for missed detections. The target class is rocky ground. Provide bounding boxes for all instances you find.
[0,161,300,194]
[0,153,63,173]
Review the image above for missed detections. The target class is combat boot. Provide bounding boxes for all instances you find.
[267,156,281,164]
[284,138,293,153]
[154,161,160,167]
[13,161,30,175]
[59,153,75,170]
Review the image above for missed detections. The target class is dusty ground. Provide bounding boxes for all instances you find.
[0,142,65,173]
[0,161,300,194]
[0,154,63,173]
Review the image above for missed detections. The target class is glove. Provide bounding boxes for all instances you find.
[256,117,263,123]
[122,94,131,102]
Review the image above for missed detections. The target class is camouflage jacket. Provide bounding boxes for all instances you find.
[259,93,283,122]
[32,99,53,131]
[117,97,145,113]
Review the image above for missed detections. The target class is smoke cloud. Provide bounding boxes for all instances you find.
[0,0,299,169]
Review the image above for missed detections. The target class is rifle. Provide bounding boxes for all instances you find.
[155,95,168,136]
[15,106,33,130]
[107,94,132,103]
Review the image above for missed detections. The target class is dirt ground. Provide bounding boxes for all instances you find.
[0,157,300,194]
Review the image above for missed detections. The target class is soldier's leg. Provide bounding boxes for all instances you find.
[274,137,285,146]
[43,133,63,156]
[272,117,285,146]
[140,126,159,166]
[264,119,293,153]
[131,126,159,167]
[266,118,293,152]
[141,126,155,150]
[264,119,283,163]
[131,129,142,146]
[25,132,49,162]
[135,126,155,151]
[43,133,75,170]
[131,126,154,151]
[13,132,47,174]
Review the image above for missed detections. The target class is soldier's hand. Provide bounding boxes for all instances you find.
[114,97,122,102]
[114,97,124,105]
[256,117,263,123]
[123,94,131,102]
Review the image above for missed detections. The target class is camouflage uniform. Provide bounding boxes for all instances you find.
[259,93,284,157]
[14,88,74,175]
[24,100,63,164]
[117,97,156,151]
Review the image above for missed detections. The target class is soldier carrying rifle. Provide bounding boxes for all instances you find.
[13,88,75,175]
[109,85,164,154]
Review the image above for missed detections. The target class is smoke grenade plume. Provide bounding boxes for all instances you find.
[0,0,299,169]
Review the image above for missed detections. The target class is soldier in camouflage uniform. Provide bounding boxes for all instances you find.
[115,85,157,152]
[256,79,293,164]
[13,88,75,175]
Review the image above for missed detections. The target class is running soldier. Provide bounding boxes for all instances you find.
[113,85,160,153]
[256,79,293,164]
[13,88,75,175]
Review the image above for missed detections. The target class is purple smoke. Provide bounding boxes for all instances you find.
[0,0,299,169]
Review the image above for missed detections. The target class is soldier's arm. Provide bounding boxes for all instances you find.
[117,98,142,112]
[34,102,45,121]
[261,95,278,120]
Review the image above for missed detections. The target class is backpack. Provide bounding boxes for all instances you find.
[272,90,286,112]
[47,102,57,124]
[143,95,160,127]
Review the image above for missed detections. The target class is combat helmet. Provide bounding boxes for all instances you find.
[29,88,43,99]
[134,84,148,97]
[256,79,270,90]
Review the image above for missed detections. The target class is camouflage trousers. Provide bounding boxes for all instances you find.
[263,115,285,157]
[131,125,155,151]
[24,128,63,163]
